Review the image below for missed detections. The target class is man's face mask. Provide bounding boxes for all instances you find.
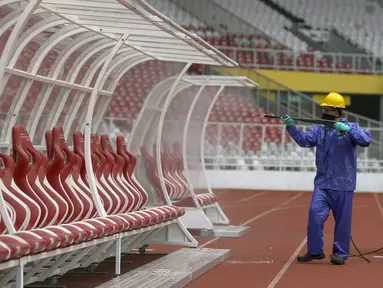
[322,107,339,121]
[321,113,337,121]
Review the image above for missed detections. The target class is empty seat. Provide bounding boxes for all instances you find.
[116,135,148,208]
[72,131,185,222]
[0,125,187,266]
[140,143,218,208]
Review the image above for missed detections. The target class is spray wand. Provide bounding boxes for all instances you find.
[263,114,336,126]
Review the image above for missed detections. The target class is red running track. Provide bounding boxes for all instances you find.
[185,189,383,288]
[55,189,383,288]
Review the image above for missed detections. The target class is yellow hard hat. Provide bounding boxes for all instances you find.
[320,92,345,109]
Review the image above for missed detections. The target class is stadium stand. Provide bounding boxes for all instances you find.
[166,0,382,73]
[211,0,308,52]
[147,0,328,69]
[270,0,383,58]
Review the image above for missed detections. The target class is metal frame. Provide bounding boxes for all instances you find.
[204,122,383,172]
[0,0,237,146]
[127,75,258,230]
[0,1,239,287]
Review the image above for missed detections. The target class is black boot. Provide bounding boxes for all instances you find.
[297,253,326,263]
[330,255,345,265]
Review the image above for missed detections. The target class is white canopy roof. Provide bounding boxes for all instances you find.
[39,0,238,66]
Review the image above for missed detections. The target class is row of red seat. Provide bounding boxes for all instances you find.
[0,125,185,265]
[140,144,218,207]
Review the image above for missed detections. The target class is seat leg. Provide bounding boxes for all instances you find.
[15,264,24,288]
[115,237,122,276]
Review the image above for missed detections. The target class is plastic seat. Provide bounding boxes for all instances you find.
[140,143,218,208]
[91,134,129,215]
[73,131,115,215]
[0,152,90,261]
[116,136,148,209]
[74,132,184,224]
[46,127,132,234]
[12,126,62,229]
[100,134,140,212]
[46,128,93,223]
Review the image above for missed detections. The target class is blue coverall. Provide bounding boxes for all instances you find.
[286,119,371,259]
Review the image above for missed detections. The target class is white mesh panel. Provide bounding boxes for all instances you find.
[126,62,186,207]
[185,86,220,196]
[161,84,200,205]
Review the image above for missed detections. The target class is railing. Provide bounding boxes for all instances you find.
[204,156,383,173]
[204,122,383,173]
[214,46,383,74]
[202,66,383,134]
[101,117,383,173]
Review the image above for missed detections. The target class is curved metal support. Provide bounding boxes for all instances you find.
[199,85,227,194]
[133,81,193,160]
[100,51,144,90]
[65,38,113,83]
[199,85,231,225]
[8,17,65,68]
[74,47,123,132]
[0,0,26,8]
[105,55,151,92]
[29,26,86,74]
[0,0,41,97]
[181,80,210,207]
[155,63,192,205]
[48,33,103,80]
[28,32,101,139]
[0,6,35,38]
[42,38,114,139]
[58,38,114,139]
[92,55,162,139]
[93,54,150,131]
[48,43,115,133]
[79,53,150,133]
[81,48,140,92]
[84,35,128,217]
[3,25,86,143]
[127,76,177,152]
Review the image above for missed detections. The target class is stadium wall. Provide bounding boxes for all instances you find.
[255,69,383,95]
[201,170,383,193]
[214,67,383,121]
[220,68,383,95]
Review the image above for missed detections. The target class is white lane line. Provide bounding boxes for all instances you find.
[241,192,303,227]
[225,260,274,264]
[265,197,366,287]
[220,191,270,208]
[239,191,270,202]
[266,237,307,288]
[199,192,304,248]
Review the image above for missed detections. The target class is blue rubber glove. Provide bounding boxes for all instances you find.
[281,114,294,127]
[334,122,351,132]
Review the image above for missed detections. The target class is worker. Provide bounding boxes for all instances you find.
[282,92,371,265]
